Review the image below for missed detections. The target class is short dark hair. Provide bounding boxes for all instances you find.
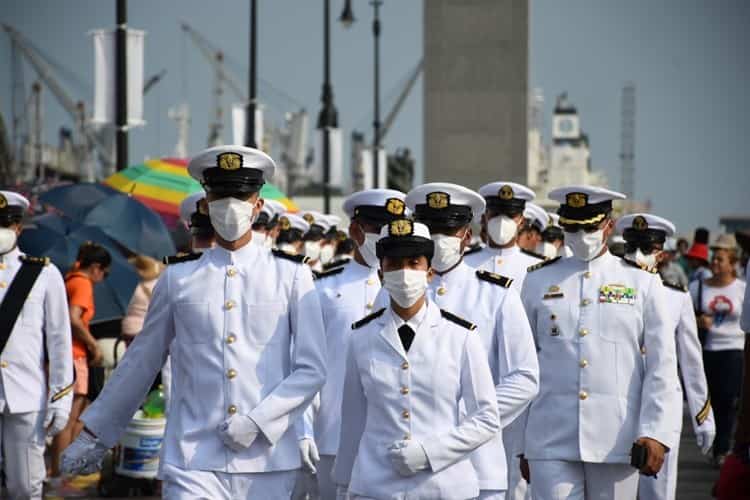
[77,242,112,269]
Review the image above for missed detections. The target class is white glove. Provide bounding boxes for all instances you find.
[696,428,716,455]
[217,414,260,452]
[44,407,69,438]
[387,440,429,477]
[299,437,320,473]
[61,430,109,475]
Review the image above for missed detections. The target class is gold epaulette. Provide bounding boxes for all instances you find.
[20,255,50,266]
[313,266,345,280]
[272,249,310,264]
[527,256,561,273]
[476,270,513,288]
[662,279,688,293]
[351,308,386,330]
[621,257,658,274]
[440,309,477,331]
[163,252,202,265]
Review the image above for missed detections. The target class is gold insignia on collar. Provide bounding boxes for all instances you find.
[217,151,243,171]
[566,192,587,208]
[499,185,514,200]
[385,197,405,216]
[427,192,449,209]
[632,215,648,231]
[390,219,413,236]
[303,213,315,224]
[548,285,560,293]
[279,216,291,231]
[0,194,6,209]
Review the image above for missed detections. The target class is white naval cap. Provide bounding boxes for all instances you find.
[0,190,30,212]
[323,214,342,229]
[478,181,535,213]
[342,189,407,223]
[549,185,626,227]
[299,210,331,234]
[260,199,287,219]
[524,202,550,232]
[616,213,676,237]
[406,183,486,227]
[278,213,310,234]
[179,191,207,223]
[187,145,276,195]
[376,219,434,260]
[547,212,561,227]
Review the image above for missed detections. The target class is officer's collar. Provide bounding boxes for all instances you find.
[486,244,520,257]
[210,239,259,266]
[581,248,616,270]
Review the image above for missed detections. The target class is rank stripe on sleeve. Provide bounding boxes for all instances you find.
[695,398,711,427]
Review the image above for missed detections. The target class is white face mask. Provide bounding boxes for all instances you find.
[278,243,297,254]
[566,229,605,262]
[487,215,518,246]
[304,241,321,261]
[382,269,428,308]
[431,233,464,273]
[358,232,381,268]
[0,227,17,255]
[208,197,257,242]
[626,249,658,270]
[536,241,558,260]
[320,244,335,264]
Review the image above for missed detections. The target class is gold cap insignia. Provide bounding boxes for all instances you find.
[427,192,449,210]
[548,285,560,293]
[385,198,405,216]
[279,216,291,231]
[217,151,243,171]
[389,219,413,236]
[566,192,588,208]
[632,215,648,231]
[498,185,514,200]
[303,213,315,224]
[0,194,6,209]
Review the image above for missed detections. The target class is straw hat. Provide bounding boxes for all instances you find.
[710,233,737,252]
[129,254,164,281]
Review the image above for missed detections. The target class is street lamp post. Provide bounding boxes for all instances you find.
[371,0,382,188]
[318,0,339,213]
[115,0,128,171]
[245,0,258,148]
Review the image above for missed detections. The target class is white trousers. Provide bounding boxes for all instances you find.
[528,460,639,500]
[503,419,530,500]
[637,443,679,500]
[162,462,298,499]
[0,409,45,500]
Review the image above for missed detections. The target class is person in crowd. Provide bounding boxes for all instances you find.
[658,237,689,288]
[690,233,746,467]
[406,183,539,500]
[463,182,544,292]
[333,219,500,500]
[675,237,691,275]
[61,146,326,498]
[324,231,355,270]
[177,190,215,254]
[0,190,73,498]
[685,228,712,283]
[301,211,329,272]
[121,255,164,345]
[50,242,111,484]
[261,199,287,248]
[517,202,548,255]
[276,213,311,255]
[319,214,343,268]
[617,214,715,500]
[296,189,406,500]
[251,198,285,250]
[519,186,679,499]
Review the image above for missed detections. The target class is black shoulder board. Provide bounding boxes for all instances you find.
[20,255,50,266]
[463,244,483,256]
[272,249,310,264]
[314,266,345,280]
[351,308,386,330]
[520,248,545,260]
[163,252,202,265]
[323,258,350,270]
[475,269,513,288]
[662,279,687,293]
[621,257,658,274]
[527,256,561,273]
[440,309,477,331]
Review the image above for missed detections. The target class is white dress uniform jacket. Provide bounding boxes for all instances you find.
[82,243,327,473]
[333,301,500,500]
[0,247,73,413]
[303,260,381,455]
[428,261,539,491]
[463,245,542,292]
[520,252,680,463]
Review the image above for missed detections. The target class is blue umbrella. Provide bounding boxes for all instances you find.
[19,215,139,322]
[39,183,175,259]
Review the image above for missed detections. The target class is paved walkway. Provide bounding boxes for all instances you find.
[676,411,721,499]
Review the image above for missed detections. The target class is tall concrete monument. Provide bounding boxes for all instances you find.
[424,0,528,185]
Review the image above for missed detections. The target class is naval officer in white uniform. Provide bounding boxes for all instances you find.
[464,182,544,292]
[297,189,407,499]
[333,218,500,500]
[62,146,327,499]
[0,190,74,499]
[406,183,539,500]
[616,214,715,500]
[519,186,680,499]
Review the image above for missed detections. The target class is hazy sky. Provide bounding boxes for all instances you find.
[1,0,748,233]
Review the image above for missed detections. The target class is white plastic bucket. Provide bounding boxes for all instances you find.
[115,410,166,479]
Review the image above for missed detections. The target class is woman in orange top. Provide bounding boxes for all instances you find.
[49,242,111,483]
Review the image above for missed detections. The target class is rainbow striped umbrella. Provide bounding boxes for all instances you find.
[104,157,298,227]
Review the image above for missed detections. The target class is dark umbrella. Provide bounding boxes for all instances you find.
[39,183,175,259]
[19,215,139,322]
